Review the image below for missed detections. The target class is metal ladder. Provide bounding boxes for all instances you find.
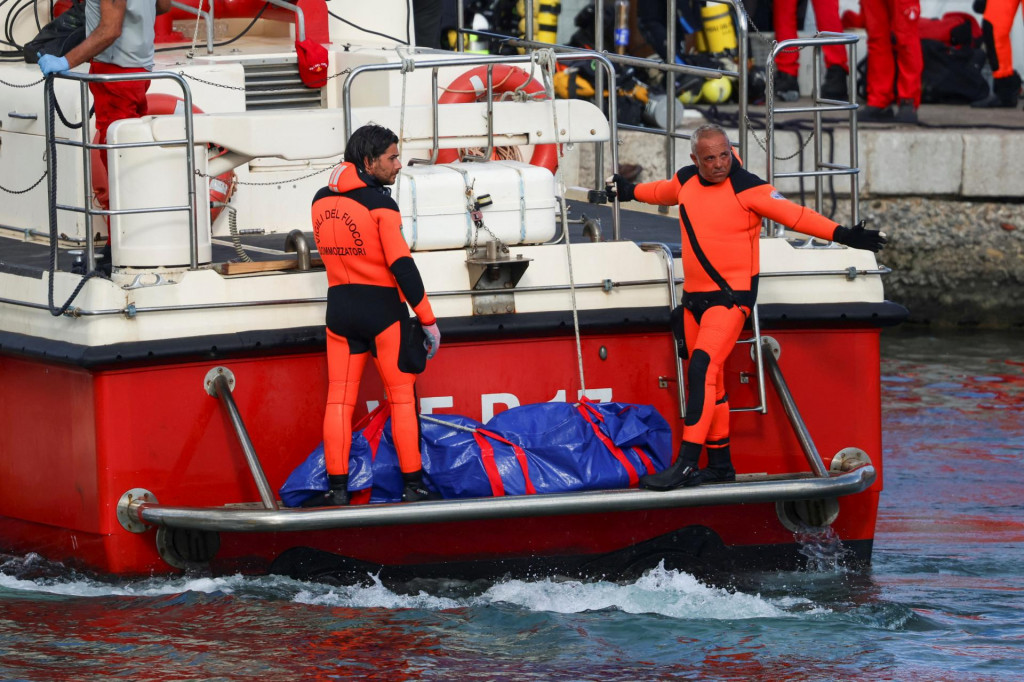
[730,31,863,415]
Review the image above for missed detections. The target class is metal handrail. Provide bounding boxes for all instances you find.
[46,70,199,269]
[208,371,279,509]
[765,32,862,236]
[641,242,686,420]
[265,0,305,42]
[129,466,876,532]
[465,0,749,178]
[730,305,769,415]
[341,51,621,238]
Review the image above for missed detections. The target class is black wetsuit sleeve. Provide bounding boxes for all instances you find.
[389,256,427,308]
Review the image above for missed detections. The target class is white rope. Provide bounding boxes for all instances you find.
[395,48,416,199]
[186,0,205,60]
[532,48,587,396]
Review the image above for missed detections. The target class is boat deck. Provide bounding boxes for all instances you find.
[0,199,683,276]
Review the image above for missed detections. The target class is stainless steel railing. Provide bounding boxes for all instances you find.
[44,70,199,270]
[764,31,862,235]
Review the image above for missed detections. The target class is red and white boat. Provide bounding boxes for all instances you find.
[0,1,901,581]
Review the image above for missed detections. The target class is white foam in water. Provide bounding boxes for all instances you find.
[2,554,813,620]
[480,564,791,620]
[0,554,252,599]
[293,574,461,610]
[289,564,805,620]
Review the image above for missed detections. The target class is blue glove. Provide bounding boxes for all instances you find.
[38,53,70,76]
[423,322,441,360]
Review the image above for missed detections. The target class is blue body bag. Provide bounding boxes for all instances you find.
[279,401,672,507]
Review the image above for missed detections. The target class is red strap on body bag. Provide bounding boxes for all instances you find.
[296,39,328,88]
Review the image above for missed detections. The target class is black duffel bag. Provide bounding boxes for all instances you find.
[23,0,86,64]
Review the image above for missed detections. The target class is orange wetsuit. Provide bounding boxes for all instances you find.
[635,161,840,461]
[982,0,1022,79]
[312,163,435,476]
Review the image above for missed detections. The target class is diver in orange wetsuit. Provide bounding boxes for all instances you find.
[306,124,441,506]
[610,123,886,489]
[974,0,1023,107]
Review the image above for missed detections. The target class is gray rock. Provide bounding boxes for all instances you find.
[861,198,1024,329]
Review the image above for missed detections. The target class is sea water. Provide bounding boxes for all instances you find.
[2,330,1022,681]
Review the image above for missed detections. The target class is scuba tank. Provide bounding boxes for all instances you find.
[613,0,630,54]
[516,0,561,44]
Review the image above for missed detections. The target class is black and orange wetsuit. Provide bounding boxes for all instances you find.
[635,161,840,463]
[982,0,1022,79]
[312,162,435,477]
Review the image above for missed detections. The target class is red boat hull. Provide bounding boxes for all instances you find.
[0,326,882,578]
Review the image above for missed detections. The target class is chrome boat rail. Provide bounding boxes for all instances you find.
[123,466,875,534]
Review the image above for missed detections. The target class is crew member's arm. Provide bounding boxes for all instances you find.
[377,207,434,323]
[741,185,886,251]
[634,176,683,206]
[607,173,681,205]
[376,206,441,357]
[157,0,172,14]
[64,0,128,69]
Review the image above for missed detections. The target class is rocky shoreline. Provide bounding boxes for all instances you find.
[861,198,1024,330]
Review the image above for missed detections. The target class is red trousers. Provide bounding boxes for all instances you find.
[772,0,849,76]
[983,0,1022,78]
[862,0,923,107]
[88,61,150,170]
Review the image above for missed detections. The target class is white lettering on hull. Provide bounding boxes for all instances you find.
[365,388,613,421]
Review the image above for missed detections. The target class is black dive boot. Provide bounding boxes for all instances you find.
[972,72,1022,108]
[402,470,440,502]
[640,442,703,490]
[700,444,736,484]
[301,474,349,507]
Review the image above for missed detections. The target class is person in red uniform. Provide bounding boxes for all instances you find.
[610,123,886,489]
[859,0,923,123]
[306,124,441,506]
[38,0,173,274]
[772,0,850,100]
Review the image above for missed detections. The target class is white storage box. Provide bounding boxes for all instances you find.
[395,160,556,251]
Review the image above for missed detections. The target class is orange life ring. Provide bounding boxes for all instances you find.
[435,65,559,173]
[91,93,236,222]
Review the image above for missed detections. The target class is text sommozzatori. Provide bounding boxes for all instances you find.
[314,207,366,256]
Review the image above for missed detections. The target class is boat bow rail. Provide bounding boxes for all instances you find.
[118,465,876,534]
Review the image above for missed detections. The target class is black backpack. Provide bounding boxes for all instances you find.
[856,39,989,105]
[919,39,990,104]
[23,0,87,64]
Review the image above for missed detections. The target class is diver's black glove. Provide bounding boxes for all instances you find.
[832,220,887,252]
[606,173,635,203]
[973,0,986,14]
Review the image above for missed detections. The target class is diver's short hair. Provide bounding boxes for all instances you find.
[689,123,730,155]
